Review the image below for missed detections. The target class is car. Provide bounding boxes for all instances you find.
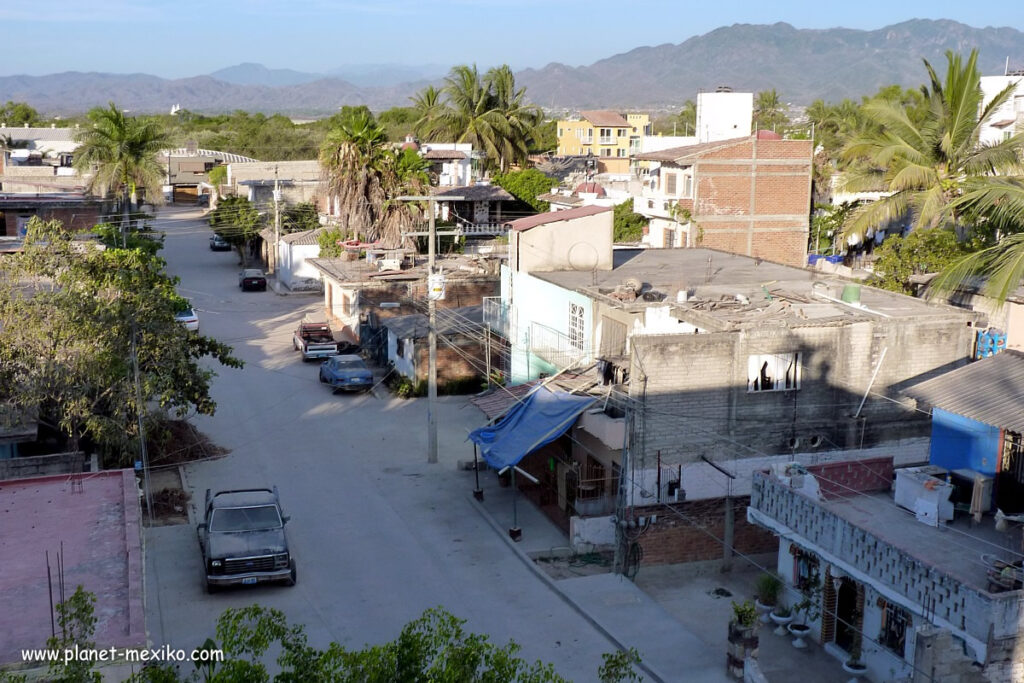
[319,354,374,393]
[174,306,199,332]
[197,487,296,592]
[209,233,231,251]
[239,268,267,291]
[196,194,210,207]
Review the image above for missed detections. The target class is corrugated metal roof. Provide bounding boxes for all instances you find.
[903,350,1024,432]
[506,205,611,231]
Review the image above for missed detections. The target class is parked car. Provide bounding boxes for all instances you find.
[196,194,210,207]
[293,321,341,361]
[319,354,374,393]
[174,306,199,332]
[239,269,267,291]
[209,233,231,251]
[197,487,296,592]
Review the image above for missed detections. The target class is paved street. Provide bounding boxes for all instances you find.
[144,206,629,680]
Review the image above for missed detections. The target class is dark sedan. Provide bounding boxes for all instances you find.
[319,355,374,393]
[239,268,267,291]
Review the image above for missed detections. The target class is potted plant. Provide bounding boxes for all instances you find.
[769,605,793,636]
[754,573,782,624]
[788,571,821,649]
[727,601,759,679]
[842,642,867,680]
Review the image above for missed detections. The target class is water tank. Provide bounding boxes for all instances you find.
[841,284,861,304]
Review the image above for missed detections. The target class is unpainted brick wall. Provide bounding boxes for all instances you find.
[633,496,777,565]
[805,456,894,500]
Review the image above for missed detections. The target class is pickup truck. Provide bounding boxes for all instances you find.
[293,322,340,360]
[196,487,296,592]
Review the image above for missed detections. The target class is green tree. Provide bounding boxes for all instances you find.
[207,165,227,197]
[0,218,240,462]
[753,89,789,132]
[613,199,647,243]
[281,202,320,234]
[0,100,41,127]
[209,196,265,264]
[319,109,429,247]
[493,169,556,212]
[376,106,418,142]
[45,586,101,683]
[870,229,966,294]
[840,49,1024,243]
[317,227,348,258]
[73,102,169,243]
[410,85,447,141]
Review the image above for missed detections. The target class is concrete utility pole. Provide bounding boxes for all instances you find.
[397,194,463,464]
[272,165,281,275]
[131,324,154,525]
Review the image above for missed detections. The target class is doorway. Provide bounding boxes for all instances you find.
[834,578,858,652]
[997,431,1024,513]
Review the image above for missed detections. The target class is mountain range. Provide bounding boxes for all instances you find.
[1,20,1022,117]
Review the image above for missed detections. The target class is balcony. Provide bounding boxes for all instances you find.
[598,136,615,145]
[529,321,590,371]
[748,471,1024,651]
[483,297,513,340]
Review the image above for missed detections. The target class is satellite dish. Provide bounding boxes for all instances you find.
[567,242,599,272]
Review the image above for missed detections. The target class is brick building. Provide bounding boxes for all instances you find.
[382,305,489,388]
[634,131,813,267]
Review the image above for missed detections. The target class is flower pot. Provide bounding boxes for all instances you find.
[788,623,811,649]
[769,612,793,636]
[754,599,774,624]
[842,660,867,682]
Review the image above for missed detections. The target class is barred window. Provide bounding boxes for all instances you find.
[879,599,910,656]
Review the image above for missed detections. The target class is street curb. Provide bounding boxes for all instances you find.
[466,494,667,683]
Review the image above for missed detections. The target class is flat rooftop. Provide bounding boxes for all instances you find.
[532,248,972,326]
[824,492,1022,594]
[0,470,144,665]
[308,253,499,284]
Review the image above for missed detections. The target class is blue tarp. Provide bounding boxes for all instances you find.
[468,386,596,470]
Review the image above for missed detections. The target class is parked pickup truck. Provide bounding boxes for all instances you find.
[196,487,296,592]
[293,322,340,360]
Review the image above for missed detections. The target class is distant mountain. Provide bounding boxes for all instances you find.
[2,20,1023,116]
[326,63,447,88]
[209,63,324,87]
[518,19,1024,107]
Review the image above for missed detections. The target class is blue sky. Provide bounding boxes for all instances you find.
[1,0,1022,78]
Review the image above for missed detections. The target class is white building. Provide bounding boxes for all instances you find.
[695,90,753,143]
[979,73,1024,146]
[275,228,325,291]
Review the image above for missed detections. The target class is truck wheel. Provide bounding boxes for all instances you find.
[205,579,219,594]
[285,560,297,587]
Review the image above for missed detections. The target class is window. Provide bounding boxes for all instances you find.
[558,128,563,137]
[617,148,627,157]
[792,548,819,591]
[600,148,612,157]
[396,337,406,358]
[599,128,614,144]
[568,302,585,351]
[748,353,801,392]
[664,173,677,196]
[879,600,910,656]
[681,173,693,198]
[617,128,627,137]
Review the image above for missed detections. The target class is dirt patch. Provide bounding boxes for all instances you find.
[535,551,615,580]
[146,467,190,526]
[148,418,228,467]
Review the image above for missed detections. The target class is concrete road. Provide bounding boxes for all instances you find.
[143,207,621,680]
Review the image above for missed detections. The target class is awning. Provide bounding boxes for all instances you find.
[468,386,596,470]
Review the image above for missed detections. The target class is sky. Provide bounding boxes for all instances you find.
[1,0,1022,78]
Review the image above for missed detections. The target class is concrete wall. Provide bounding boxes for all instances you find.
[510,210,613,273]
[696,92,753,143]
[2,204,104,236]
[570,514,616,551]
[627,312,976,467]
[0,451,85,480]
[278,242,322,291]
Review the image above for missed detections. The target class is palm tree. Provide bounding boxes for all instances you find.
[677,100,697,136]
[485,65,543,172]
[754,89,788,132]
[73,102,168,244]
[319,110,428,248]
[839,50,1024,246]
[410,85,446,141]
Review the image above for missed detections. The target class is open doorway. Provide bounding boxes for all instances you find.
[834,578,859,652]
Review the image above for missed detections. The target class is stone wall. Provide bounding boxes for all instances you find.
[0,451,85,480]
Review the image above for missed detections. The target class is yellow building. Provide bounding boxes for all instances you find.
[555,110,651,174]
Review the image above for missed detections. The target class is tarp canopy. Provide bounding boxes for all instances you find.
[468,386,596,470]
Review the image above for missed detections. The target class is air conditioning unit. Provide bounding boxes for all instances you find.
[378,258,401,271]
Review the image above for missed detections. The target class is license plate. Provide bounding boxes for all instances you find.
[241,577,257,585]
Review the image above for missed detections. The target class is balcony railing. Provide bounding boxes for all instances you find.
[529,321,591,370]
[483,297,513,339]
[598,136,615,145]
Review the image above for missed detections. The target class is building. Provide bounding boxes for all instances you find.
[555,111,652,175]
[420,143,474,187]
[227,160,322,207]
[537,181,631,213]
[634,131,813,266]
[748,456,1024,682]
[979,72,1024,146]
[160,147,258,203]
[488,212,981,560]
[383,305,488,387]
[271,227,327,291]
[430,183,516,234]
[694,89,754,142]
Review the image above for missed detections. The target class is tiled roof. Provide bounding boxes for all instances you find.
[423,149,467,160]
[506,205,611,232]
[433,185,513,202]
[903,350,1024,433]
[634,136,750,163]
[579,110,630,127]
[537,193,583,206]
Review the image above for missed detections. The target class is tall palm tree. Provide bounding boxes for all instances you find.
[485,65,543,172]
[840,50,1024,246]
[438,65,510,170]
[410,85,446,141]
[319,110,428,248]
[73,102,168,244]
[753,89,788,132]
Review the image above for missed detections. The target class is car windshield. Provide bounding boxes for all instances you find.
[243,270,263,277]
[332,359,366,370]
[176,308,195,318]
[209,505,282,532]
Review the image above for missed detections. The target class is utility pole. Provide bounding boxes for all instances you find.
[272,165,281,275]
[131,323,154,525]
[398,194,463,464]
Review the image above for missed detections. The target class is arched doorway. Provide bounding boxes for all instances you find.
[835,577,859,652]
